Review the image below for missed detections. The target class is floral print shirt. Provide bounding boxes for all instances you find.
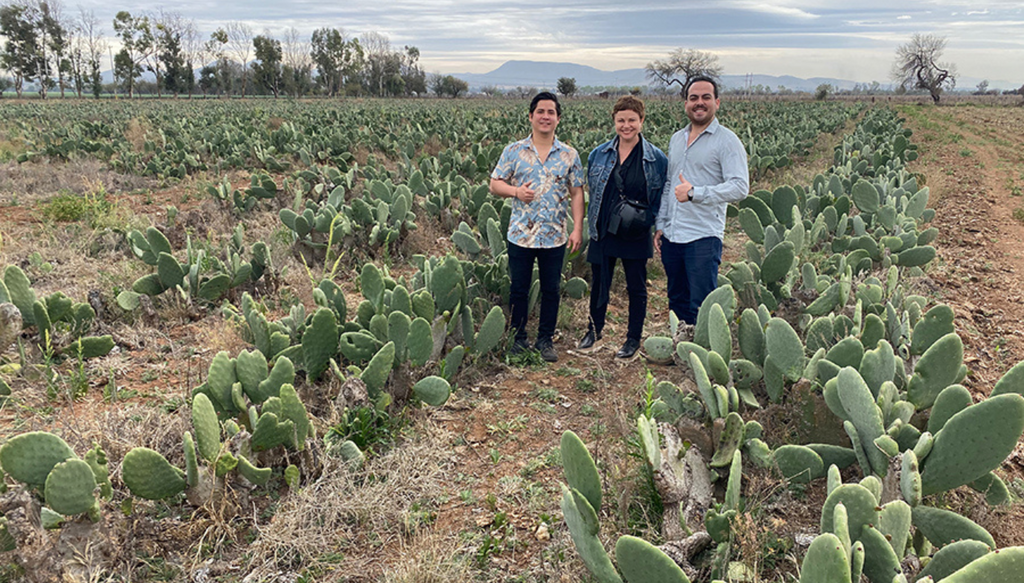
[491,135,585,249]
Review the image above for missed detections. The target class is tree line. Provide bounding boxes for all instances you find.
[0,1,474,99]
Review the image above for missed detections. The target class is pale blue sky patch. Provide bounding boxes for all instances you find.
[52,0,1024,86]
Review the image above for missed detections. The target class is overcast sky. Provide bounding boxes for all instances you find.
[68,0,1024,85]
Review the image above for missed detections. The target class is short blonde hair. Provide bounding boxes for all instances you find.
[612,95,645,119]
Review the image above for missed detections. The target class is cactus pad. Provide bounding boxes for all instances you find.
[991,360,1024,398]
[122,447,186,500]
[361,342,395,400]
[475,306,506,356]
[920,393,1024,496]
[907,332,964,409]
[0,431,76,486]
[820,484,878,545]
[44,458,98,516]
[615,535,691,583]
[917,539,991,582]
[413,375,451,407]
[560,430,602,513]
[928,384,972,434]
[191,392,221,463]
[643,337,675,365]
[799,533,852,583]
[237,455,272,486]
[857,524,902,583]
[775,445,824,484]
[303,308,339,382]
[912,505,995,549]
[561,485,621,583]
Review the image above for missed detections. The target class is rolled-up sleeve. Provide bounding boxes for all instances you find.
[657,176,673,232]
[692,133,748,205]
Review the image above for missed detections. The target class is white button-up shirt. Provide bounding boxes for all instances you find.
[656,118,749,244]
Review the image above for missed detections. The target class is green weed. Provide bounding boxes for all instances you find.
[1013,207,1024,224]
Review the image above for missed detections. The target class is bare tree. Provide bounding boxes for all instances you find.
[77,8,105,98]
[892,33,956,104]
[43,0,71,98]
[179,16,200,98]
[226,20,252,96]
[282,26,311,96]
[67,11,87,96]
[646,48,722,96]
[282,26,310,71]
[360,31,391,96]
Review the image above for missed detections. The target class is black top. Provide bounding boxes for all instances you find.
[588,141,652,262]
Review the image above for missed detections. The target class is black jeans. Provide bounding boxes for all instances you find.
[660,236,722,325]
[589,256,647,341]
[508,242,565,344]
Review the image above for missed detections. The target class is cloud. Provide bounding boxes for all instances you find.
[60,0,1024,85]
[729,1,821,19]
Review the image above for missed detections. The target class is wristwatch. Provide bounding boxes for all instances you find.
[687,187,694,202]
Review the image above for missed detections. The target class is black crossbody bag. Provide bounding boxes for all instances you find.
[606,160,649,239]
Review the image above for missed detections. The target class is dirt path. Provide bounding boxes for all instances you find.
[900,105,1024,391]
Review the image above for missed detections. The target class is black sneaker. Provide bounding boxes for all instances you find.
[577,329,601,351]
[509,339,530,356]
[616,338,640,359]
[536,339,558,363]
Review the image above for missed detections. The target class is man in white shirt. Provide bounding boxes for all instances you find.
[654,76,749,324]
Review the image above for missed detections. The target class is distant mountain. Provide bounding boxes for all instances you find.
[451,61,647,91]
[447,60,868,93]
[448,60,1019,93]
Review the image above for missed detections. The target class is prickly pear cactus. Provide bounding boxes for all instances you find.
[412,375,451,407]
[303,308,339,382]
[799,533,852,583]
[643,337,675,365]
[912,505,995,549]
[191,393,221,463]
[775,445,824,484]
[121,447,187,501]
[44,459,98,518]
[920,393,1024,496]
[474,306,506,356]
[615,535,691,583]
[361,342,396,400]
[561,483,622,583]
[0,431,76,487]
[560,430,602,513]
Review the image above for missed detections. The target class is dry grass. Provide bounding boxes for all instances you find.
[124,117,152,153]
[379,532,475,583]
[245,420,454,581]
[0,158,154,202]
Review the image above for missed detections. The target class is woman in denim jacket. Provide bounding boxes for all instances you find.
[577,96,668,358]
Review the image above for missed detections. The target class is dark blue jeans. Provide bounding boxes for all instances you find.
[589,257,648,341]
[660,236,722,325]
[508,242,565,344]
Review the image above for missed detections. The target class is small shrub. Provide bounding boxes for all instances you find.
[41,191,112,223]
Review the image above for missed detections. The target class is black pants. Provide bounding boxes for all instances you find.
[588,256,647,341]
[508,242,565,344]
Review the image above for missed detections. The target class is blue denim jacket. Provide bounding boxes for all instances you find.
[586,135,668,241]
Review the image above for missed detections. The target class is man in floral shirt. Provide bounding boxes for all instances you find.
[490,92,585,362]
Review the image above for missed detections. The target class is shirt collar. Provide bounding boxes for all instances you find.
[525,134,564,153]
[686,117,721,137]
[603,134,647,156]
